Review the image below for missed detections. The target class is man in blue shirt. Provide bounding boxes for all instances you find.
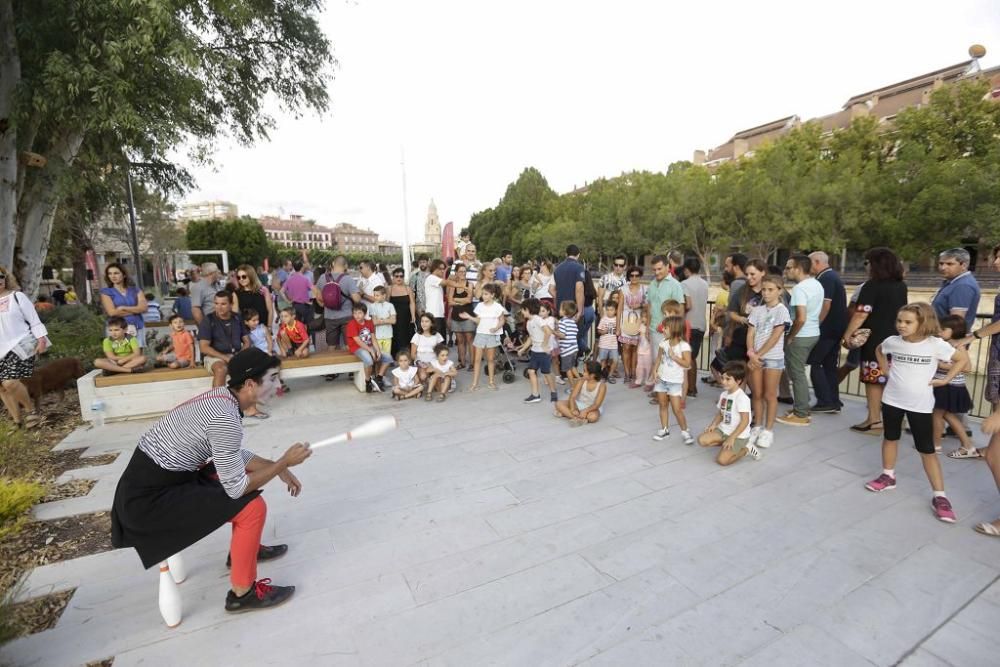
[807,251,848,413]
[932,248,980,331]
[554,245,588,354]
[496,250,514,284]
[777,255,824,426]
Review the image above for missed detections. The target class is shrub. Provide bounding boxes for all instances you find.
[38,306,106,370]
[0,478,45,540]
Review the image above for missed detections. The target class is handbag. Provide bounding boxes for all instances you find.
[621,311,642,337]
[11,292,39,360]
[846,328,871,350]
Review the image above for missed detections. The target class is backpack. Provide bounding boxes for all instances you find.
[320,273,348,310]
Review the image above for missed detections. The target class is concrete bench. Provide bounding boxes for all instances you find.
[76,352,365,423]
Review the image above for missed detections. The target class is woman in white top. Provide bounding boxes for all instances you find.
[530,261,556,305]
[0,265,50,428]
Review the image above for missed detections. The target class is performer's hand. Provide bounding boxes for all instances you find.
[282,443,312,467]
[278,468,302,497]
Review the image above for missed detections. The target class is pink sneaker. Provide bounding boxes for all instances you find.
[865,473,896,492]
[932,497,957,523]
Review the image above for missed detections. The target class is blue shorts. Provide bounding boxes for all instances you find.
[355,349,392,367]
[654,381,684,396]
[529,351,552,374]
[597,348,619,363]
[761,358,785,370]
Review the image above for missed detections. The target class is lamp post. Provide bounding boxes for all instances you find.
[123,160,171,291]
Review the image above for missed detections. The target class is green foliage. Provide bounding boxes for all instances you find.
[38,305,106,369]
[186,216,270,268]
[467,80,1000,266]
[0,477,45,540]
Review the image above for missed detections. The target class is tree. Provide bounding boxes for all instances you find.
[1,0,333,296]
[186,217,269,268]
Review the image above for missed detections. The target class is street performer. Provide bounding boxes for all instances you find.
[111,348,312,613]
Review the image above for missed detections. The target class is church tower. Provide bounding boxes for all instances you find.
[424,199,441,245]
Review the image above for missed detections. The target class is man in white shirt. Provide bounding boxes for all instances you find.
[598,254,628,307]
[777,254,824,426]
[357,260,386,303]
[424,259,464,335]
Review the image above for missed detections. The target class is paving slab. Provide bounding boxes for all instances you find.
[2,376,999,666]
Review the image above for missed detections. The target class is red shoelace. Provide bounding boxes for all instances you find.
[254,578,274,599]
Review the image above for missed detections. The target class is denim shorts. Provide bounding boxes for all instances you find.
[473,333,501,349]
[355,349,392,366]
[597,348,619,363]
[529,351,552,374]
[654,381,684,396]
[761,357,785,370]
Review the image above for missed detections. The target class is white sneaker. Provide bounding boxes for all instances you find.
[756,429,774,449]
[748,425,762,445]
[746,443,762,460]
[653,428,670,441]
[556,376,566,385]
[681,430,695,446]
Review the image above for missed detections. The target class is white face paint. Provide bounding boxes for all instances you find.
[256,369,281,404]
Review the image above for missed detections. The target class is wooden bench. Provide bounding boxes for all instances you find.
[77,351,365,423]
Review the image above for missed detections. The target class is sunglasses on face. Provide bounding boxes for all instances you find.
[237,274,249,279]
[393,274,404,278]
[614,263,625,267]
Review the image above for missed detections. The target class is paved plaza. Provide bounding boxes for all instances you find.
[2,373,999,666]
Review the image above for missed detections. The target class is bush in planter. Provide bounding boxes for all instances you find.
[37,306,106,371]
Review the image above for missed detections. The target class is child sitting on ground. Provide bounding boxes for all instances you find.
[427,343,458,401]
[155,314,195,368]
[554,360,606,427]
[95,316,148,374]
[277,307,309,358]
[698,361,761,465]
[411,313,444,383]
[391,350,422,400]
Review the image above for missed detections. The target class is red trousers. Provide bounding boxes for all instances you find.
[229,496,266,588]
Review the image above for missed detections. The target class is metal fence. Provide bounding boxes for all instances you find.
[692,303,994,419]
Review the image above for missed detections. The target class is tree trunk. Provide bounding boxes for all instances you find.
[0,0,20,269]
[17,130,85,297]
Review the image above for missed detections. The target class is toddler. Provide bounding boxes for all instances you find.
[427,343,458,400]
[556,301,580,387]
[156,314,194,368]
[95,316,148,374]
[596,301,620,383]
[244,308,273,354]
[277,307,309,358]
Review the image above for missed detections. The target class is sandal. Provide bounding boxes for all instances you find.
[248,411,270,420]
[488,382,498,391]
[23,412,42,429]
[437,393,446,402]
[850,421,882,433]
[607,376,617,384]
[467,385,480,392]
[974,522,1000,537]
[947,447,983,459]
[424,392,434,402]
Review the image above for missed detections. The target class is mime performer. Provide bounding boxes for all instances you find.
[111,348,312,613]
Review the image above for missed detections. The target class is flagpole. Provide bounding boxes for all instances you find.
[400,147,412,282]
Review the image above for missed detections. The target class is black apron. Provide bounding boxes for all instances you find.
[111,448,260,569]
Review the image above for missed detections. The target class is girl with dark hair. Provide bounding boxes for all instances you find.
[842,247,908,434]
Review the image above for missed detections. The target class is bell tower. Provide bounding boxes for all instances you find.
[425,199,441,245]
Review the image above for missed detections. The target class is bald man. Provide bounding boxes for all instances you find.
[807,251,847,413]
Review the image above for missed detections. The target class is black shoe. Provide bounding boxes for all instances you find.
[366,381,374,393]
[226,543,288,568]
[324,374,339,381]
[225,579,295,613]
[369,377,382,393]
[811,404,842,414]
[777,396,793,405]
[524,394,541,404]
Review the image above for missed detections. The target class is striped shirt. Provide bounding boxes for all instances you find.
[137,388,254,499]
[558,317,579,357]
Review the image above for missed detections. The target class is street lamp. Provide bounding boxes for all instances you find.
[124,160,171,290]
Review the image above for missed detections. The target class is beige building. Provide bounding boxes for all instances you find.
[332,222,380,254]
[410,200,443,258]
[378,240,402,256]
[694,54,1000,168]
[177,200,238,222]
[260,215,333,250]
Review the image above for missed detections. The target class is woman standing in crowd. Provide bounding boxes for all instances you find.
[842,247,907,435]
[233,265,275,329]
[727,258,768,364]
[388,267,415,357]
[531,261,556,310]
[0,266,49,428]
[448,264,476,370]
[100,263,148,348]
[617,266,647,383]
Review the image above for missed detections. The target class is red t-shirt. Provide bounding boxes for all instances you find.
[345,318,375,353]
[279,320,308,345]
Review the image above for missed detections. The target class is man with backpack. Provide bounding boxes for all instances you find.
[313,256,360,351]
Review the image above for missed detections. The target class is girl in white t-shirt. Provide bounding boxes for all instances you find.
[459,283,507,391]
[391,351,423,400]
[648,316,693,444]
[865,303,969,524]
[410,313,444,382]
[530,261,556,303]
[427,343,458,401]
[746,275,791,449]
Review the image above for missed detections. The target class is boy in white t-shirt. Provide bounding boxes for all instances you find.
[518,298,557,404]
[698,361,762,464]
[367,286,396,354]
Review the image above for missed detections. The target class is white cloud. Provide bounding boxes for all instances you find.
[184,0,1000,248]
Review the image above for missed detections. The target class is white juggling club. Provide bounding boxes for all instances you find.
[308,415,399,450]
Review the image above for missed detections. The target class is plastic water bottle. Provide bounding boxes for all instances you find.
[91,399,105,428]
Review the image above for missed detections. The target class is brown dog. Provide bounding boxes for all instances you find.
[24,358,86,404]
